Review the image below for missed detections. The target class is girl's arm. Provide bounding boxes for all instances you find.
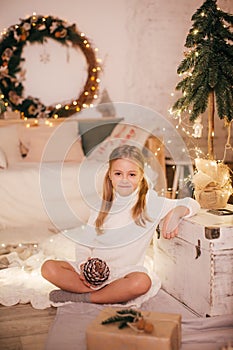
[147,191,200,239]
[161,206,190,239]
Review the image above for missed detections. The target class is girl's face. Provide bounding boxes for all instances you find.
[109,158,143,196]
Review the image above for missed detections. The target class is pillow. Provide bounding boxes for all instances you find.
[87,123,150,162]
[78,118,123,155]
[110,123,150,145]
[19,121,85,162]
[0,147,7,169]
[0,125,22,165]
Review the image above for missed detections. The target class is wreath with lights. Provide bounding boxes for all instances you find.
[0,14,100,118]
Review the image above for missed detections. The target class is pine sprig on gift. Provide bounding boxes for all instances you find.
[101,315,135,325]
[117,309,142,317]
[101,309,154,334]
[101,309,142,328]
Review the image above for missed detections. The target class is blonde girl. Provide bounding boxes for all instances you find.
[41,144,199,305]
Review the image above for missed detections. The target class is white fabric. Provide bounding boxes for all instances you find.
[0,159,160,231]
[18,122,85,162]
[0,147,7,169]
[64,190,200,304]
[0,232,155,309]
[0,160,105,230]
[0,189,199,310]
[0,233,76,309]
[45,290,233,350]
[0,124,22,164]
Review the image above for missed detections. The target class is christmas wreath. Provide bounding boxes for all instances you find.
[0,14,100,118]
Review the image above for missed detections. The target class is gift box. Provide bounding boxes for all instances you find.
[86,307,181,350]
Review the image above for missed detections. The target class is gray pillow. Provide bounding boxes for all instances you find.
[79,118,123,155]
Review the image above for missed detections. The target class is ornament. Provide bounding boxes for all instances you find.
[40,49,50,64]
[192,116,203,138]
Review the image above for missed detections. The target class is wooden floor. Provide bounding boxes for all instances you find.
[0,303,57,350]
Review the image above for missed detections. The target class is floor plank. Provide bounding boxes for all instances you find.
[0,304,56,350]
[0,337,23,350]
[20,333,48,350]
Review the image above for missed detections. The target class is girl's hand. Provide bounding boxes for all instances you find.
[79,274,91,288]
[161,206,189,239]
[79,260,91,287]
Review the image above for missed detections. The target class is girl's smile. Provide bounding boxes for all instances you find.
[109,158,142,196]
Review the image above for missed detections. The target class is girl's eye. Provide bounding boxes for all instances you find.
[129,173,136,177]
[114,172,121,176]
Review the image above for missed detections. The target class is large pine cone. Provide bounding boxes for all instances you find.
[82,258,110,286]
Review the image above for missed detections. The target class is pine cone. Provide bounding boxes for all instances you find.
[82,258,110,286]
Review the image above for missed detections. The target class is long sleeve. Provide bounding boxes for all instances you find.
[146,190,200,223]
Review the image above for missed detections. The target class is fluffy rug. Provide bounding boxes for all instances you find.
[45,289,233,350]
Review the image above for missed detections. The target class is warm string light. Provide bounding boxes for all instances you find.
[24,118,54,128]
[168,93,204,160]
[0,14,102,118]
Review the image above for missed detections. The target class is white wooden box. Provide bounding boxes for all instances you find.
[153,205,233,317]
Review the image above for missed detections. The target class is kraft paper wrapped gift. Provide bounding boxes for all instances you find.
[86,307,181,350]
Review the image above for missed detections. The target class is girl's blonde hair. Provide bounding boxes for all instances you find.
[95,144,151,234]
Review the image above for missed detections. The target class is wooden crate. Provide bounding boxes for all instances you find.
[153,205,233,317]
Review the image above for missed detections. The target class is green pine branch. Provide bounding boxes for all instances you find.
[101,309,141,328]
[172,0,233,124]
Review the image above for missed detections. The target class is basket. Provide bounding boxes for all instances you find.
[194,188,230,209]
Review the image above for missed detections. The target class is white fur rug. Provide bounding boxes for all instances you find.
[45,290,233,350]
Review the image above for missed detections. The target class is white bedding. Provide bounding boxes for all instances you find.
[0,231,155,309]
[0,157,159,309]
[0,159,105,231]
[0,157,158,232]
[0,145,159,309]
[0,159,106,308]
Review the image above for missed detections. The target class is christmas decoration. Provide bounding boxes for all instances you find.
[0,96,6,116]
[192,116,203,138]
[192,158,232,208]
[81,257,110,287]
[171,0,233,159]
[171,0,233,208]
[0,14,101,118]
[101,309,154,333]
[39,48,50,64]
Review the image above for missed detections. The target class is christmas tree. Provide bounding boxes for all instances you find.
[172,0,233,160]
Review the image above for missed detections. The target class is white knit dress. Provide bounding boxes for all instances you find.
[65,190,200,306]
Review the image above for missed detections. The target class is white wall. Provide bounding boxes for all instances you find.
[1,0,233,161]
[1,0,128,104]
[124,0,233,161]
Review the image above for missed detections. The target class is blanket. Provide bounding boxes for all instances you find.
[0,159,104,230]
[45,290,233,350]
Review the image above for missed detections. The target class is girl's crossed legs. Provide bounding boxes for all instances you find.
[41,260,152,304]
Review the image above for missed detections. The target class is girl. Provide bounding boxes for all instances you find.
[41,144,200,305]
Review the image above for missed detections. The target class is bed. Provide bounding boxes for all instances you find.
[0,115,167,308]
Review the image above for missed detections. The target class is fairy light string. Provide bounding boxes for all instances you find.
[0,13,101,119]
